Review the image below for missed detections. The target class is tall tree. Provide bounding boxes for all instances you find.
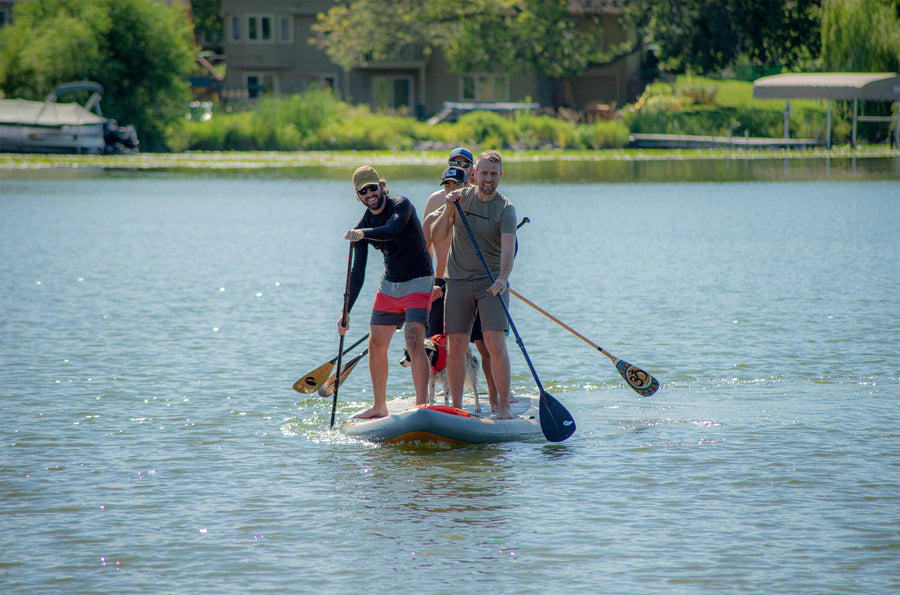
[622,0,821,75]
[191,0,223,49]
[820,0,900,71]
[0,0,196,151]
[312,0,632,106]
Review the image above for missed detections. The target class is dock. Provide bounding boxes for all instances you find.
[629,133,825,150]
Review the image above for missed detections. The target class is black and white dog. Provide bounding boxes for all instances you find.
[400,334,481,412]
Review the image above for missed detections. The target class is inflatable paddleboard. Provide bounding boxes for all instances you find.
[340,395,542,444]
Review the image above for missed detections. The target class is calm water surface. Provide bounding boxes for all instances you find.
[1,160,898,594]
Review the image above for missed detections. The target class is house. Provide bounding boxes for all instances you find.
[221,0,644,118]
[0,0,23,29]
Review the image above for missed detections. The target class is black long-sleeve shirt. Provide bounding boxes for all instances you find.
[347,195,433,312]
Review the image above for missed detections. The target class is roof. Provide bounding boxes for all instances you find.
[753,73,900,101]
[0,98,105,126]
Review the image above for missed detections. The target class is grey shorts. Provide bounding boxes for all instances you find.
[444,277,508,335]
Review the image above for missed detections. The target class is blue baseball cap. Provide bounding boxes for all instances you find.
[441,167,468,185]
[448,147,473,164]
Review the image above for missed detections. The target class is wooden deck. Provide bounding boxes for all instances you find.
[629,133,825,150]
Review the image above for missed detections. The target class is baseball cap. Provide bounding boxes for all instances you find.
[352,165,381,191]
[441,167,468,185]
[448,147,473,164]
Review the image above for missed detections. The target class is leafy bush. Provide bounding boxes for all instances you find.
[674,75,718,104]
[514,113,577,147]
[181,74,862,152]
[578,120,630,149]
[317,105,418,150]
[185,87,349,150]
[624,75,831,140]
[456,111,518,147]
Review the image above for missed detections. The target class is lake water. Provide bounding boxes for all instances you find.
[2,157,899,594]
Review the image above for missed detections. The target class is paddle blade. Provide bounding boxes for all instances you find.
[318,350,367,397]
[538,390,576,442]
[615,360,660,397]
[293,361,334,394]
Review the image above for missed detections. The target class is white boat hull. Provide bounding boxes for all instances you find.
[0,122,106,154]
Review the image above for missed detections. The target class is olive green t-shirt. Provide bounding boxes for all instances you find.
[447,186,517,281]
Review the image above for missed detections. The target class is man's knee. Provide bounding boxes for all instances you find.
[369,326,394,351]
[482,331,507,354]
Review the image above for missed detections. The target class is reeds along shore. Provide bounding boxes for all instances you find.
[167,75,880,153]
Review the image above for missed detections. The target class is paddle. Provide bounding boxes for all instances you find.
[317,348,369,397]
[452,200,575,442]
[330,244,355,428]
[509,288,660,396]
[293,333,369,394]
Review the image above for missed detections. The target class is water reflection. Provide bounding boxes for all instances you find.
[2,154,899,183]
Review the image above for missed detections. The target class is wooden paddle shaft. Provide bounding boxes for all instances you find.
[508,288,617,362]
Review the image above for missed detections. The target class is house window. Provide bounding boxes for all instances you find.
[0,9,9,27]
[246,74,275,98]
[248,15,273,43]
[461,74,509,102]
[278,16,293,43]
[374,76,412,110]
[230,16,240,41]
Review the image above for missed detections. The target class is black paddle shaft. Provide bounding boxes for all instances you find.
[451,201,575,442]
[330,244,354,428]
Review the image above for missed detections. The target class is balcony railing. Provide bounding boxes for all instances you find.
[360,44,425,66]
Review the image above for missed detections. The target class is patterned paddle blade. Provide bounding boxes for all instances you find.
[318,350,367,397]
[615,360,660,396]
[293,362,334,393]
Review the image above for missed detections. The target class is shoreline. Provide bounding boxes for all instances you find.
[2,146,899,171]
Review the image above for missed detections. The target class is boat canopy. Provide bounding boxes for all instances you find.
[0,98,105,126]
[752,73,900,100]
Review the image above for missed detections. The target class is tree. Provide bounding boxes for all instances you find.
[191,0,223,50]
[622,0,821,75]
[0,0,197,151]
[820,0,900,72]
[312,0,633,106]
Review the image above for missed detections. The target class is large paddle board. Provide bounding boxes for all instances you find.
[340,395,542,444]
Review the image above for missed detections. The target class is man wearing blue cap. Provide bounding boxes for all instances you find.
[422,164,468,335]
[422,148,475,293]
[421,148,500,410]
[430,150,517,419]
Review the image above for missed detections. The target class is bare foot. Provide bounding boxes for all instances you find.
[354,406,388,419]
[490,395,517,411]
[495,407,514,420]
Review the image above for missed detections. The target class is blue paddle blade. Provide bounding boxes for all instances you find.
[539,390,576,442]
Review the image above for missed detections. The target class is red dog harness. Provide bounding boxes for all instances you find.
[428,334,449,374]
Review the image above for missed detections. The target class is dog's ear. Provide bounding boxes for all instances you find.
[422,341,439,367]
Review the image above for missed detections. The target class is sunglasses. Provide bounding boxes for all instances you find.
[357,184,380,196]
[448,160,471,168]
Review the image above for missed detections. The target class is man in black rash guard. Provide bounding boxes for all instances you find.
[339,165,434,419]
